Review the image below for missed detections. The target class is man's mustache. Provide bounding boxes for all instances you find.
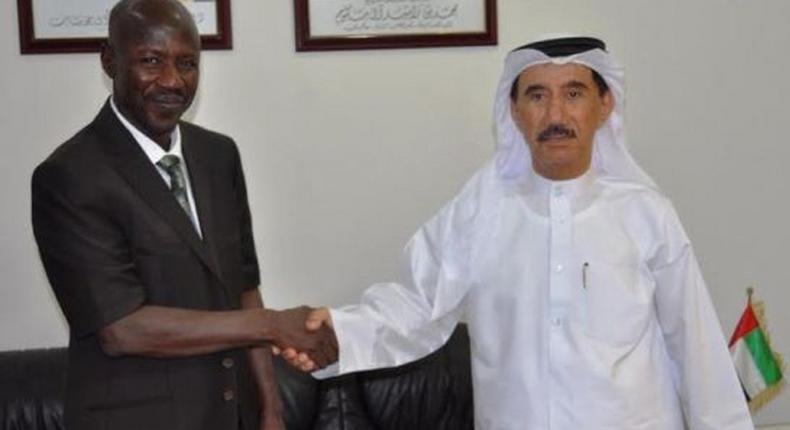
[149,91,188,105]
[537,124,576,142]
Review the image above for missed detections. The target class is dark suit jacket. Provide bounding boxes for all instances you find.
[32,101,262,430]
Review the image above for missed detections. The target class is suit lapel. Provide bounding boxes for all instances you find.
[181,126,223,281]
[93,102,224,282]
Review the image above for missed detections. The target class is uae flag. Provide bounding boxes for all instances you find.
[728,294,784,410]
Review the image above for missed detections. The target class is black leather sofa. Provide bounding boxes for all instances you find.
[0,325,473,430]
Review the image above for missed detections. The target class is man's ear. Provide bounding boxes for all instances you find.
[100,43,115,79]
[510,100,524,132]
[599,90,615,124]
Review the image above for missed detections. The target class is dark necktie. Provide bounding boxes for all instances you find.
[157,154,198,230]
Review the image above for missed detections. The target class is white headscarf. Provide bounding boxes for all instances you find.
[493,40,658,189]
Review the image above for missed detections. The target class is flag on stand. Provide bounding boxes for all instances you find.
[729,288,784,412]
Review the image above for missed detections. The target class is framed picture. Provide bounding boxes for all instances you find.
[294,0,497,51]
[17,0,232,54]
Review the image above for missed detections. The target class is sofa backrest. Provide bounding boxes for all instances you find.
[0,325,473,430]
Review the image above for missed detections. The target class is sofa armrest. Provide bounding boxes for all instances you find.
[0,348,67,430]
[356,325,473,430]
[305,324,473,430]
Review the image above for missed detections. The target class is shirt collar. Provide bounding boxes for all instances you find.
[520,167,600,216]
[526,167,596,197]
[110,96,183,164]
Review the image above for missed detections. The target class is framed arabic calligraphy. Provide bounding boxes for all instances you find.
[17,0,232,54]
[294,0,497,51]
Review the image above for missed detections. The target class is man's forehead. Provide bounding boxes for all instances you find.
[519,62,596,85]
[113,20,201,57]
[131,24,199,46]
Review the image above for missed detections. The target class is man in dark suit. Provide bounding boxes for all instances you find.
[31,1,336,429]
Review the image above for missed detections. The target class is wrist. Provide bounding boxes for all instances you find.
[256,309,278,343]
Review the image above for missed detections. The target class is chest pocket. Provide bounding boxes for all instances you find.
[575,260,654,345]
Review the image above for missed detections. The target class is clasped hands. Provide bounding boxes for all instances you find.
[265,306,335,372]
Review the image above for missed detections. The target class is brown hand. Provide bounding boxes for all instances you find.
[267,306,338,369]
[280,307,335,372]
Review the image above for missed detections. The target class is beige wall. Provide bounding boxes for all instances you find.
[1,0,788,425]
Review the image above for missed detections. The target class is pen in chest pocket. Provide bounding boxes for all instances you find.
[582,262,589,289]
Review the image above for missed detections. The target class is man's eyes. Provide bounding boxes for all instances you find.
[179,59,199,69]
[137,57,198,70]
[524,89,584,102]
[527,92,546,102]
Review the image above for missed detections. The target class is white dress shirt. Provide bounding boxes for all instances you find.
[317,163,753,430]
[110,98,203,238]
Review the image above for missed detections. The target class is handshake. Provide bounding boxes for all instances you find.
[263,306,336,372]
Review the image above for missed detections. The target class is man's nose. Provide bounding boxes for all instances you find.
[157,61,184,89]
[547,97,565,122]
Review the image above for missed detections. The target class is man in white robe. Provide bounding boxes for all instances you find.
[288,36,754,430]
